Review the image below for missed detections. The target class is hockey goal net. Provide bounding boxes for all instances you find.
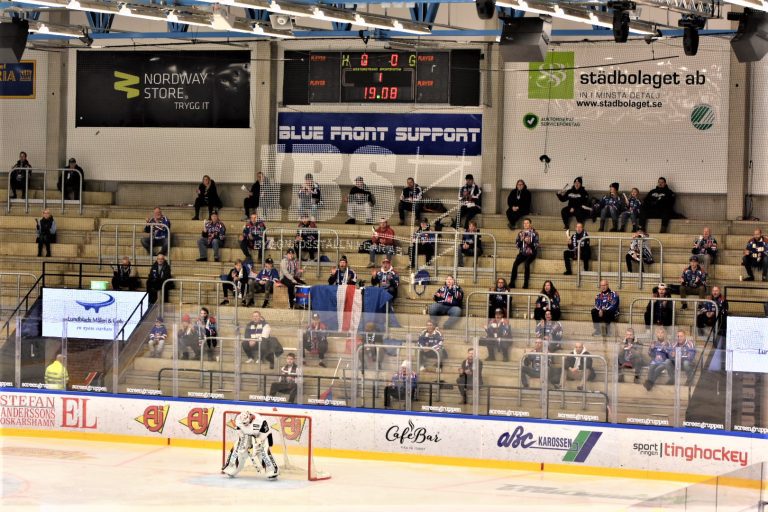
[221,410,331,481]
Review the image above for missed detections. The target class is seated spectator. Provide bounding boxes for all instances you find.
[298,173,322,218]
[384,361,418,407]
[563,222,590,275]
[359,322,384,371]
[560,342,596,390]
[220,259,249,306]
[480,308,512,361]
[146,253,172,304]
[35,209,56,258]
[535,310,563,352]
[242,311,277,368]
[409,218,435,268]
[697,286,728,337]
[644,283,673,328]
[619,187,642,232]
[488,277,510,319]
[639,177,676,233]
[672,329,696,386]
[679,256,708,309]
[268,352,298,403]
[294,213,318,262]
[556,177,590,230]
[346,176,375,225]
[618,328,644,383]
[147,317,167,358]
[506,179,532,229]
[520,339,559,388]
[177,314,198,360]
[195,307,218,362]
[457,348,483,404]
[452,174,482,230]
[242,171,263,220]
[626,228,654,272]
[192,175,222,220]
[418,320,445,371]
[368,218,395,268]
[141,207,171,256]
[591,279,620,337]
[644,327,673,390]
[428,276,464,329]
[692,227,718,273]
[112,256,140,291]
[742,228,768,282]
[329,255,357,286]
[370,257,400,300]
[10,151,31,199]
[534,280,561,321]
[57,157,84,201]
[303,313,329,368]
[597,183,623,232]
[246,257,279,308]
[279,248,305,309]
[510,218,539,289]
[239,212,266,262]
[197,212,226,262]
[398,177,423,226]
[458,220,483,267]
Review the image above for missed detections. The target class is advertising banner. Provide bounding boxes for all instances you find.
[75,51,250,128]
[0,61,35,99]
[726,317,768,373]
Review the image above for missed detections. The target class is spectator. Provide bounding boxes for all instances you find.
[563,222,591,275]
[346,176,375,225]
[672,329,696,386]
[10,150,31,199]
[398,177,423,226]
[692,227,718,273]
[242,310,277,368]
[417,319,445,371]
[112,256,140,291]
[409,218,435,268]
[195,307,218,362]
[644,283,673,328]
[626,228,654,272]
[644,327,673,391]
[697,286,728,337]
[679,256,708,309]
[141,207,171,256]
[279,248,305,309]
[480,308,512,361]
[359,322,384,372]
[239,212,266,263]
[147,317,167,358]
[510,218,539,289]
[298,173,322,218]
[506,179,532,229]
[44,354,68,390]
[429,276,464,329]
[556,177,590,230]
[598,182,623,232]
[384,361,418,407]
[146,253,172,304]
[220,259,249,306]
[57,157,84,201]
[269,352,298,403]
[457,348,483,404]
[370,257,400,300]
[35,209,56,258]
[619,187,642,232]
[452,174,482,230]
[242,171,263,220]
[303,313,329,368]
[192,175,222,220]
[618,328,644,383]
[458,220,483,267]
[367,218,395,268]
[561,342,596,390]
[329,255,357,286]
[639,177,676,233]
[294,214,318,262]
[534,280,561,321]
[535,309,563,352]
[591,279,620,336]
[177,314,198,360]
[197,212,226,262]
[520,339,558,388]
[488,277,511,319]
[742,228,768,282]
[246,257,280,308]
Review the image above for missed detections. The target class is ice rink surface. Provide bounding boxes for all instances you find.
[1,435,693,511]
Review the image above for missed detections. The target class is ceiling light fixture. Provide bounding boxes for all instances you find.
[118,4,169,21]
[28,20,84,37]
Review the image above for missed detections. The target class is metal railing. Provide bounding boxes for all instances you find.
[577,235,663,289]
[412,231,496,284]
[41,260,152,290]
[262,227,339,278]
[629,297,719,341]
[485,384,610,421]
[7,167,84,214]
[98,221,171,266]
[160,278,238,326]
[465,291,551,344]
[0,272,38,314]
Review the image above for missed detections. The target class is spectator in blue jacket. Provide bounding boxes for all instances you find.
[141,207,171,256]
[591,279,620,337]
[598,183,623,232]
[679,256,708,309]
[644,327,673,390]
[428,276,464,329]
[458,220,483,267]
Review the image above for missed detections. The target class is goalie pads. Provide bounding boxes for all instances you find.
[222,412,279,479]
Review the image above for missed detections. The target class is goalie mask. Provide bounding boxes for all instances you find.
[238,411,252,426]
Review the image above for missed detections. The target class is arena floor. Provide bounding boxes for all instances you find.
[1,435,724,511]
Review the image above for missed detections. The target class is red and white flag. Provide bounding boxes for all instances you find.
[336,285,362,332]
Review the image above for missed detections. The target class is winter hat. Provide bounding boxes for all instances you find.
[339,255,347,262]
[182,314,191,322]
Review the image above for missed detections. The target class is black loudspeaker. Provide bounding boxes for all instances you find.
[613,10,629,43]
[450,49,481,106]
[475,0,496,20]
[683,26,699,56]
[0,19,29,64]
[498,17,549,62]
[731,9,768,63]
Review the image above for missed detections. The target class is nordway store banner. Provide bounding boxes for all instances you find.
[0,391,764,476]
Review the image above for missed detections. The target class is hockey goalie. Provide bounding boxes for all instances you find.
[222,411,279,480]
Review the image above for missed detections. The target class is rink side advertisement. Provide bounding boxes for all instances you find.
[1,391,766,478]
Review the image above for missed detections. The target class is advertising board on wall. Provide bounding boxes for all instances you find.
[0,61,35,99]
